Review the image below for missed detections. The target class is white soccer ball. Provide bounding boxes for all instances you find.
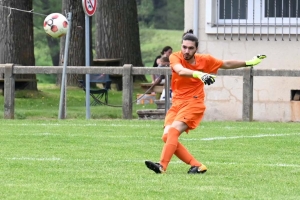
[43,13,69,38]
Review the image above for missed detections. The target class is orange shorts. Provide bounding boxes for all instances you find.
[164,98,206,133]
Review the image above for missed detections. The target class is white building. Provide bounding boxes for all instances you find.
[184,0,300,122]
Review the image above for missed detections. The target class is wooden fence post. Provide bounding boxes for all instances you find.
[4,63,15,119]
[242,67,253,121]
[122,64,133,119]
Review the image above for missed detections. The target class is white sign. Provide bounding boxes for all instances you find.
[82,0,97,16]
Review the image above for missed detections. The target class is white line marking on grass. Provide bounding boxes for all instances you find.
[2,123,155,127]
[18,132,57,136]
[181,133,300,141]
[205,161,300,168]
[6,157,300,169]
[171,161,300,168]
[16,133,156,139]
[8,157,61,161]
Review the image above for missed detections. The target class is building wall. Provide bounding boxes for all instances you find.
[184,0,300,122]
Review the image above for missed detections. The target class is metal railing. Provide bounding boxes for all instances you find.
[215,0,300,41]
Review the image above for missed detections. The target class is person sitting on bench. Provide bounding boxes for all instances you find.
[152,56,170,85]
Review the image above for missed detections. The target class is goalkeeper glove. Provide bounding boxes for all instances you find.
[245,54,267,66]
[193,71,216,85]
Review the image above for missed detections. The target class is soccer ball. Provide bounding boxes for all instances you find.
[43,13,69,38]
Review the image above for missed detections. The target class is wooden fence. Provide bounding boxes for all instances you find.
[1,63,300,120]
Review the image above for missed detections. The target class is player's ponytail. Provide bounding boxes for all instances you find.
[187,29,193,34]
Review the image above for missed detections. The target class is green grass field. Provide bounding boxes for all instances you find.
[1,120,299,199]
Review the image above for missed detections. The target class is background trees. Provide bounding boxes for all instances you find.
[95,0,144,79]
[137,0,184,30]
[58,0,86,86]
[33,0,61,67]
[1,0,184,86]
[0,0,37,90]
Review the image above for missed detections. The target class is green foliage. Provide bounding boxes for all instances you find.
[137,0,184,30]
[140,28,182,67]
[165,0,184,30]
[33,27,183,80]
[32,0,184,83]
[33,0,62,67]
[137,0,155,28]
[0,120,300,199]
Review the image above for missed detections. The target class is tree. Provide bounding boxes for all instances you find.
[95,0,146,82]
[58,0,86,86]
[152,0,168,29]
[33,0,61,66]
[137,0,154,27]
[136,0,184,30]
[0,0,37,90]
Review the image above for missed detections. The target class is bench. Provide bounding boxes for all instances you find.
[140,83,164,94]
[0,79,38,95]
[136,109,166,120]
[93,58,122,91]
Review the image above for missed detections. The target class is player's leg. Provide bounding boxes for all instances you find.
[145,100,207,174]
[146,122,186,173]
[145,105,177,173]
[173,99,207,174]
[159,121,187,170]
[161,125,206,173]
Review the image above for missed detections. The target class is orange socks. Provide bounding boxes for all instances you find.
[161,130,201,170]
[174,143,201,166]
[160,127,180,170]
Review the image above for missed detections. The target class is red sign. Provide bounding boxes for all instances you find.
[82,0,97,16]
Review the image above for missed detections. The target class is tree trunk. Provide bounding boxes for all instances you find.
[95,0,146,82]
[40,0,60,66]
[0,0,37,90]
[57,0,86,86]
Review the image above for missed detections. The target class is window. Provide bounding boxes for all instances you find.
[266,0,300,18]
[219,0,247,19]
[205,0,300,35]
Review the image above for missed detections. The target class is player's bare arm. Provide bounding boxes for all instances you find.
[221,55,267,69]
[172,64,195,77]
[221,60,247,69]
[172,63,216,86]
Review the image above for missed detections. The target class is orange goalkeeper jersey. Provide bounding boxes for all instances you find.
[169,51,223,101]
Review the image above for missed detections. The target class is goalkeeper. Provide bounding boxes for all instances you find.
[145,29,266,174]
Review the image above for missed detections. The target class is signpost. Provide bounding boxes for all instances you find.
[58,12,72,119]
[82,0,97,16]
[82,0,97,119]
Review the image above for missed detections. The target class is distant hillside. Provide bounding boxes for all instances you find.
[139,28,183,67]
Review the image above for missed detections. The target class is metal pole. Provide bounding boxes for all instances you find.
[253,0,255,41]
[58,12,72,119]
[231,0,233,40]
[217,0,219,39]
[297,0,299,41]
[238,0,241,40]
[224,0,226,40]
[193,0,199,39]
[85,14,91,119]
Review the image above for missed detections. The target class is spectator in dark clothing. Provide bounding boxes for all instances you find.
[152,46,173,82]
